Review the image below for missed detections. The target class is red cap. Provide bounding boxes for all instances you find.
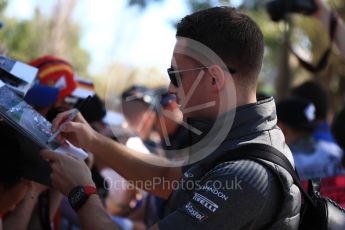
[29,55,77,100]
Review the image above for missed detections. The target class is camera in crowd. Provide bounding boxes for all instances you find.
[266,0,318,22]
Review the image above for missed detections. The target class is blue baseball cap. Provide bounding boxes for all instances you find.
[24,83,59,107]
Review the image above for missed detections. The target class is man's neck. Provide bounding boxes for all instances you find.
[217,91,257,117]
[236,94,257,107]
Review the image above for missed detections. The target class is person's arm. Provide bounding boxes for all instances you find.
[48,189,63,221]
[314,0,345,60]
[78,195,121,230]
[41,149,147,230]
[52,111,181,199]
[89,132,181,198]
[41,150,121,230]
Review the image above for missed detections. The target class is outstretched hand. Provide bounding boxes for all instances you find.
[41,150,95,196]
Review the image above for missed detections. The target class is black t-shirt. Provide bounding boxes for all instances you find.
[158,159,282,230]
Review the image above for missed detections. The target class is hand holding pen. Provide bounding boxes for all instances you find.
[48,96,92,146]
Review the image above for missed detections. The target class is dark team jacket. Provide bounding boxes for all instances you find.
[158,97,301,230]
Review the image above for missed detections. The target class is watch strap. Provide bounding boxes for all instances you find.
[84,185,97,195]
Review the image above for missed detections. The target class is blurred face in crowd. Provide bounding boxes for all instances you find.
[0,181,30,214]
[122,100,157,139]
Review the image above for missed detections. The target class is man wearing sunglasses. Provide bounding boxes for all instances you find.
[41,6,300,230]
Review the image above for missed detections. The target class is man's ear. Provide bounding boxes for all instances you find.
[209,65,226,92]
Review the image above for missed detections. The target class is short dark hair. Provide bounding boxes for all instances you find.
[77,94,106,124]
[291,81,328,120]
[176,7,264,76]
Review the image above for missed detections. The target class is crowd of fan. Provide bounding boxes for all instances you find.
[0,54,190,229]
[1,0,345,229]
[1,57,345,230]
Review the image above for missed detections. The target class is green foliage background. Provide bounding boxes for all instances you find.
[0,0,90,77]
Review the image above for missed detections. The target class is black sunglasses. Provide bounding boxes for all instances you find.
[167,66,237,87]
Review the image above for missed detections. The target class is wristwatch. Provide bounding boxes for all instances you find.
[68,185,97,212]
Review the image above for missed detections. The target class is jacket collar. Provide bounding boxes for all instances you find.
[186,96,277,144]
[181,97,278,169]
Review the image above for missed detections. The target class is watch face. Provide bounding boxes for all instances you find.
[70,188,83,203]
[69,186,86,208]
[68,186,96,211]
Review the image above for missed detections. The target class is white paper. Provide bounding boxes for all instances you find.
[11,61,37,84]
[54,141,88,160]
[103,110,125,126]
[72,87,95,99]
[4,61,38,96]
